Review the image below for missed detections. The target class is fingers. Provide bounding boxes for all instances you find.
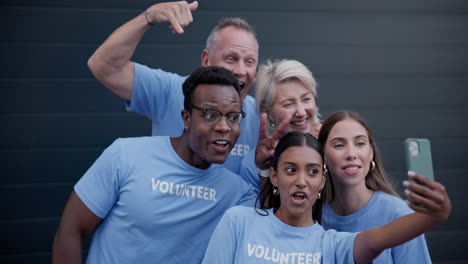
[406,200,432,214]
[409,171,445,192]
[151,1,197,34]
[188,1,199,12]
[271,114,292,141]
[404,183,443,211]
[258,113,269,140]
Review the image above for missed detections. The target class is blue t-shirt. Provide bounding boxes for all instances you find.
[126,63,260,174]
[202,206,357,264]
[321,191,431,264]
[75,136,256,263]
[239,148,261,193]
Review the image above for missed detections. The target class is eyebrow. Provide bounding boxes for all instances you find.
[278,91,312,104]
[282,161,322,167]
[330,135,367,142]
[201,102,241,109]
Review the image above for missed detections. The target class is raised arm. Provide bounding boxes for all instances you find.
[87,1,199,100]
[353,172,451,264]
[52,191,103,264]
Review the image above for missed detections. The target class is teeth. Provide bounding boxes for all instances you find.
[215,140,227,145]
[294,193,305,197]
[345,167,359,171]
[239,82,244,88]
[291,120,307,126]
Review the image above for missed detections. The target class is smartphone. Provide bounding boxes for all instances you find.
[404,138,434,181]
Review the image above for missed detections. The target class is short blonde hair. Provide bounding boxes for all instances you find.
[255,59,320,129]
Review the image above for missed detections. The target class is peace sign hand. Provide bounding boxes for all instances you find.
[255,113,292,169]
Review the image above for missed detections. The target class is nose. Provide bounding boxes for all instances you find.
[345,145,357,160]
[295,171,307,188]
[295,102,306,117]
[213,116,232,133]
[231,62,246,77]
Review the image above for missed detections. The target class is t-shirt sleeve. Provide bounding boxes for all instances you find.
[74,139,125,219]
[235,178,257,207]
[202,209,238,263]
[125,63,183,122]
[239,149,261,193]
[321,229,357,264]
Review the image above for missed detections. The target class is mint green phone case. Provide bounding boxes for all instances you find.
[404,138,434,180]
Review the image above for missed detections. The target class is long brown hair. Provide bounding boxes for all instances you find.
[317,111,399,204]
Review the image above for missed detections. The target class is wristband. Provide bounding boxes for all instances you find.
[256,167,270,178]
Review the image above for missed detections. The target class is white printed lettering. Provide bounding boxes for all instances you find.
[298,252,305,264]
[313,253,320,264]
[247,243,256,256]
[160,181,169,193]
[230,144,250,157]
[152,178,160,191]
[271,248,280,262]
[210,188,216,201]
[255,245,265,258]
[290,253,298,263]
[197,186,203,199]
[151,178,217,201]
[246,243,321,264]
[264,247,271,261]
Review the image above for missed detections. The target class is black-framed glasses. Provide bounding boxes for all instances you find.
[188,104,246,126]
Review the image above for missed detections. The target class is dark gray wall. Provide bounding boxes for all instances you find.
[2,0,467,263]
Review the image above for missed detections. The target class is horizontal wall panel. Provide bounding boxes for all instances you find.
[1,184,72,220]
[1,110,466,148]
[317,77,468,109]
[426,230,468,262]
[433,261,468,264]
[1,114,151,148]
[1,79,124,114]
[365,138,468,171]
[262,44,468,77]
[1,45,201,78]
[385,170,467,200]
[1,44,467,79]
[3,145,465,185]
[1,219,91,257]
[0,149,103,185]
[2,7,468,44]
[4,77,466,115]
[254,13,468,45]
[319,109,468,139]
[0,219,58,254]
[0,255,50,264]
[1,0,467,12]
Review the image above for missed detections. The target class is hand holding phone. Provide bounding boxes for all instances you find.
[404,138,434,181]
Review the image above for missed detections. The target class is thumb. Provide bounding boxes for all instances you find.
[188,1,199,12]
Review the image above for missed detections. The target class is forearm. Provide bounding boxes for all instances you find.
[52,229,84,264]
[89,13,149,74]
[87,12,150,100]
[355,212,439,264]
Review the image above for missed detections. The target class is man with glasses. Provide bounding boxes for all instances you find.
[52,66,256,264]
[87,1,260,174]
